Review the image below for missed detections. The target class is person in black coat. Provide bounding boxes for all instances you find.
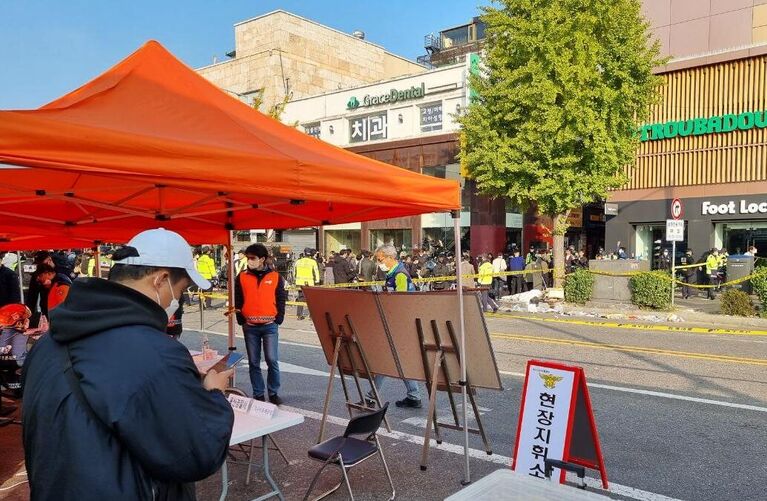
[22,229,233,501]
[0,252,21,308]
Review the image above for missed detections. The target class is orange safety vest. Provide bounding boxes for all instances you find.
[240,271,280,324]
[47,282,70,311]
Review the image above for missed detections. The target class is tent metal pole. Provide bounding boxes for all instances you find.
[17,252,24,303]
[452,210,470,485]
[227,231,236,351]
[94,247,102,279]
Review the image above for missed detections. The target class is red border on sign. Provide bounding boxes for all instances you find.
[510,361,533,470]
[671,198,684,220]
[564,368,609,489]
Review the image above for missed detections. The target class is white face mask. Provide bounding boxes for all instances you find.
[378,262,390,272]
[155,277,179,320]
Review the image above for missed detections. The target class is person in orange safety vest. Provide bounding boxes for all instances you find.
[234,243,287,405]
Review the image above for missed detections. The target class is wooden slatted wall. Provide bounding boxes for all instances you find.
[625,55,767,189]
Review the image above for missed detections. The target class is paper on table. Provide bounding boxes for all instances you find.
[227,394,277,419]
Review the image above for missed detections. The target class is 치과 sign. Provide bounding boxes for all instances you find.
[512,360,608,488]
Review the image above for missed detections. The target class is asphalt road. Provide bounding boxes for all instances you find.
[186,304,767,501]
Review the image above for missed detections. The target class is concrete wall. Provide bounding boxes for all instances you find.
[197,10,426,110]
[643,0,767,59]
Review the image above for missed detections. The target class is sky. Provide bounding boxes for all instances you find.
[0,0,486,109]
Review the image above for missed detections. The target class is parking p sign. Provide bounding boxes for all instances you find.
[666,219,684,242]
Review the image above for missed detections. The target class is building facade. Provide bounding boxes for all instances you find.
[607,52,767,264]
[281,59,521,256]
[198,10,426,110]
[606,2,767,266]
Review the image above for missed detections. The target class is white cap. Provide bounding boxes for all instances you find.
[115,228,210,289]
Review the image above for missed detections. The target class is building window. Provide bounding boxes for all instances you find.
[420,102,443,132]
[442,26,470,48]
[303,122,321,138]
[349,112,388,143]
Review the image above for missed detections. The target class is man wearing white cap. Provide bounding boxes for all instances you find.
[22,228,234,501]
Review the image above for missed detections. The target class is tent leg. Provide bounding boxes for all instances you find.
[227,231,236,352]
[17,252,24,303]
[452,210,470,486]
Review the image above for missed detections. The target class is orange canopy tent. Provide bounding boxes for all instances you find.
[0,40,459,249]
[0,41,474,482]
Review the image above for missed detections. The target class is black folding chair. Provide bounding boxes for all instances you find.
[303,403,394,501]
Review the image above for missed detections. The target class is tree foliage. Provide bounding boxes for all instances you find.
[459,0,665,219]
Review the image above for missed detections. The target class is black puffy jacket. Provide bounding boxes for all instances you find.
[22,278,233,500]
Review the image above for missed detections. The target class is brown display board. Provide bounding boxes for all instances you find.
[302,287,401,378]
[375,291,503,390]
[303,287,502,390]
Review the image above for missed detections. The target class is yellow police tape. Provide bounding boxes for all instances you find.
[198,266,767,295]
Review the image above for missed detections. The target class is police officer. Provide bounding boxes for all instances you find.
[294,248,320,320]
[705,249,720,300]
[680,249,698,299]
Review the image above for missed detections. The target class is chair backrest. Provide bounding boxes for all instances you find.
[343,402,389,438]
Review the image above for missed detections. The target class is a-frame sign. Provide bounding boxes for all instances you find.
[512,360,608,489]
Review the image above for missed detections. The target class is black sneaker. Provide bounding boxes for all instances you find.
[254,394,265,402]
[395,397,422,409]
[356,397,377,408]
[269,394,284,406]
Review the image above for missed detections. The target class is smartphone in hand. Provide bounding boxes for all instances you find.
[209,352,245,373]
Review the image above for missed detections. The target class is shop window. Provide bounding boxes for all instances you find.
[719,222,767,255]
[370,229,412,253]
[324,230,361,255]
[303,122,321,138]
[634,224,687,268]
[421,165,446,178]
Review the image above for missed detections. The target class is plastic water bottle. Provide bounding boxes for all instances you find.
[202,334,211,360]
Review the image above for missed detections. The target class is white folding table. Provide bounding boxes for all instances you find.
[220,408,304,501]
[445,469,613,501]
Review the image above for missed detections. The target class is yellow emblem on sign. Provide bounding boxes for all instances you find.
[539,373,563,389]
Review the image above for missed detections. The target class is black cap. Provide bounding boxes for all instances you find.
[304,247,313,255]
[33,251,51,264]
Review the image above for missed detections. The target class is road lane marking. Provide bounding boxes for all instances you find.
[487,312,767,336]
[188,329,767,411]
[282,404,682,501]
[498,370,767,413]
[491,332,767,366]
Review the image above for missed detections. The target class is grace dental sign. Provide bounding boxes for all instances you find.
[347,83,426,110]
[702,200,767,216]
[639,110,767,142]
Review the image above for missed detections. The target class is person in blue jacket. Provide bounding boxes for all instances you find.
[22,228,234,501]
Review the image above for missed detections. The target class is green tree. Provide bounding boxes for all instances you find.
[251,88,293,120]
[459,0,665,286]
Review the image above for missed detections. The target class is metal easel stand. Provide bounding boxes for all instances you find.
[317,312,391,443]
[416,318,492,471]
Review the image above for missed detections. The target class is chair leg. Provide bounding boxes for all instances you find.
[339,455,355,501]
[303,461,343,501]
[376,437,396,500]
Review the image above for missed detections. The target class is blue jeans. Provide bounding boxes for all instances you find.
[370,375,420,400]
[243,323,280,397]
